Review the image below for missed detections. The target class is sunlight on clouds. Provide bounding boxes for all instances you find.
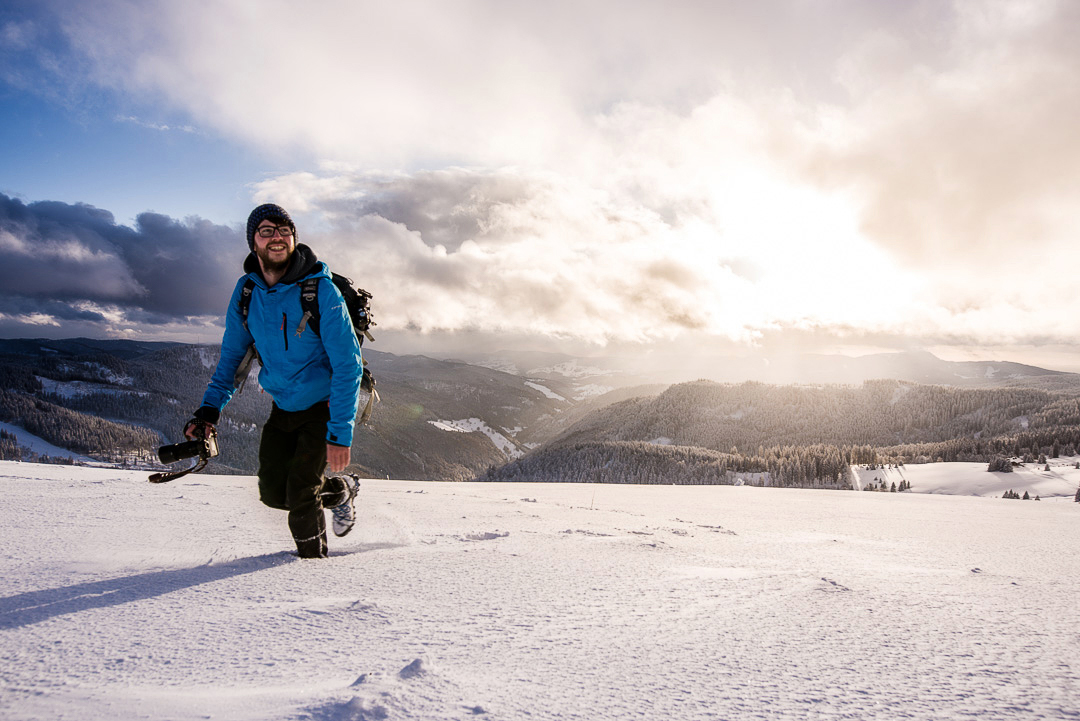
[0,311,60,327]
[72,301,127,326]
[0,230,146,300]
[259,163,926,346]
[51,0,1080,351]
[0,230,26,252]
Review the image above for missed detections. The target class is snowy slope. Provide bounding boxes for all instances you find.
[0,421,95,462]
[2,460,1078,720]
[853,457,1080,498]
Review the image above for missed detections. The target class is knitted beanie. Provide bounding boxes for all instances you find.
[246,203,296,250]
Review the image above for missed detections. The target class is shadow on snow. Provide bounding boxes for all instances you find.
[0,552,295,629]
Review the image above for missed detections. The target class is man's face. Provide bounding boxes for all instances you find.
[254,218,296,272]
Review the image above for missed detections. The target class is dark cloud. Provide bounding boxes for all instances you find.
[320,169,539,252]
[0,294,109,322]
[120,212,244,315]
[0,193,245,333]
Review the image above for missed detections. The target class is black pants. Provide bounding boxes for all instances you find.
[258,402,349,558]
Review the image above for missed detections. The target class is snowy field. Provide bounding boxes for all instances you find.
[853,457,1080,499]
[2,460,1079,720]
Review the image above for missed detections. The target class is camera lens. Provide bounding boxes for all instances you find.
[158,439,205,465]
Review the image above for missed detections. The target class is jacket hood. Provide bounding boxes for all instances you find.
[243,243,321,286]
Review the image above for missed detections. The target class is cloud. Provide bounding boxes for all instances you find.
[12,0,1080,354]
[53,0,927,167]
[253,166,923,345]
[0,193,246,337]
[804,0,1080,268]
[115,115,196,133]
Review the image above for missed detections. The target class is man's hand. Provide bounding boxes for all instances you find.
[327,443,350,473]
[184,418,215,440]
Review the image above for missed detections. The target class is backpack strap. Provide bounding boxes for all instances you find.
[297,277,322,337]
[233,278,260,391]
[239,278,256,332]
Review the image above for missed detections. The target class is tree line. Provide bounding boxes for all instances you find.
[484,378,1080,487]
[0,389,158,458]
[481,440,855,488]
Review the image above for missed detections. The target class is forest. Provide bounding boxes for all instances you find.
[6,339,1080,487]
[481,440,855,488]
[483,379,1080,487]
[0,340,568,479]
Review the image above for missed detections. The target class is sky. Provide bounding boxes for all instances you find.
[2,0,1080,369]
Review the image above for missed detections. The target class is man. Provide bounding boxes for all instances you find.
[185,203,364,558]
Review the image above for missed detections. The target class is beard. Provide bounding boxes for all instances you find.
[256,243,294,274]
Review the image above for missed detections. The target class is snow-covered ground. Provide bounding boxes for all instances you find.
[524,381,566,402]
[854,457,1080,498]
[570,383,615,400]
[428,418,524,459]
[35,377,145,398]
[0,421,94,463]
[2,460,1078,720]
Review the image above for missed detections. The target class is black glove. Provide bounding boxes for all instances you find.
[183,418,215,440]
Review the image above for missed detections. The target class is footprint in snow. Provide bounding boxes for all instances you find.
[697,524,737,535]
[462,531,509,542]
[304,696,388,721]
[399,658,425,679]
[819,577,851,592]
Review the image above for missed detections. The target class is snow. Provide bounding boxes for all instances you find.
[2,460,1078,720]
[853,457,1080,498]
[428,420,467,433]
[524,381,566,401]
[469,359,519,376]
[52,362,134,386]
[197,346,219,369]
[0,421,94,462]
[889,383,911,405]
[427,418,523,459]
[570,383,614,400]
[36,376,147,398]
[530,361,613,380]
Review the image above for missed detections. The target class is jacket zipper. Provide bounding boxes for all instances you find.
[282,312,288,351]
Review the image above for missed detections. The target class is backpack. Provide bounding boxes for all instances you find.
[233,273,379,423]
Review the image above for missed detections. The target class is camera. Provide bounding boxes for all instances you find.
[149,423,220,483]
[157,428,219,465]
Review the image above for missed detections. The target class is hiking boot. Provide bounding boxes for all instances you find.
[330,474,360,537]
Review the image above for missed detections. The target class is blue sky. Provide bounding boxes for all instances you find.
[2,89,264,226]
[3,0,1080,370]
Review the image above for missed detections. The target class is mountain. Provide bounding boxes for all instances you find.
[0,336,183,360]
[448,348,1080,395]
[552,379,1079,451]
[484,378,1080,486]
[0,340,584,480]
[5,337,1080,484]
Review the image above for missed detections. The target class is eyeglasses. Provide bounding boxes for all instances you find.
[257,225,294,238]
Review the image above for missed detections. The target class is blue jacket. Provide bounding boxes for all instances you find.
[199,245,363,446]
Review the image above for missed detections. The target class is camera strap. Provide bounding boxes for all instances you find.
[148,456,209,484]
